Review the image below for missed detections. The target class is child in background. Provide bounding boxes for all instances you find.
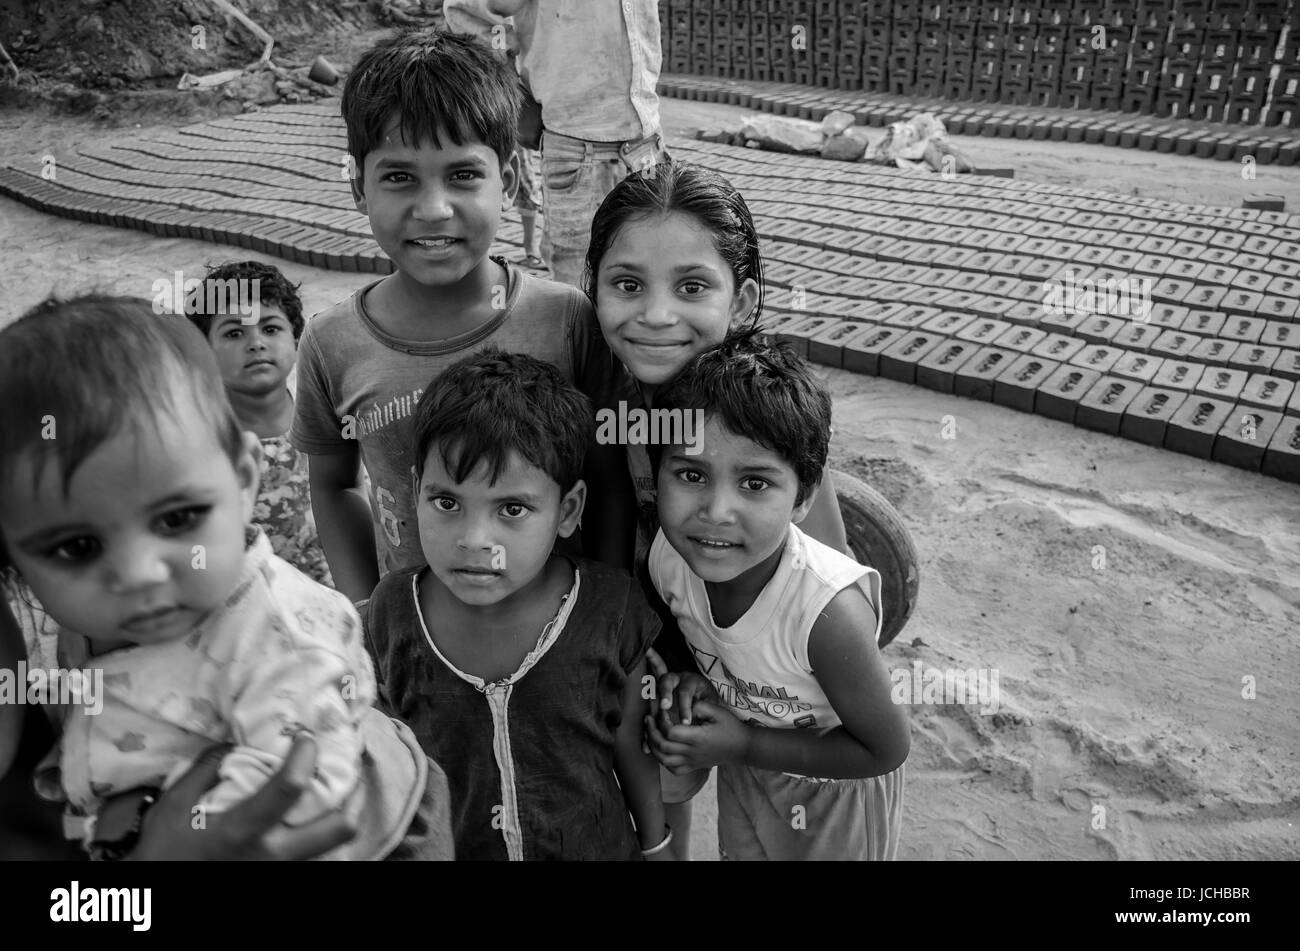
[363,350,670,860]
[583,160,851,856]
[645,330,909,860]
[0,296,449,861]
[442,0,545,272]
[188,261,332,586]
[513,144,545,271]
[292,28,630,606]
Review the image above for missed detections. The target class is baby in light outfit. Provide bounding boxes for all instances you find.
[0,295,448,860]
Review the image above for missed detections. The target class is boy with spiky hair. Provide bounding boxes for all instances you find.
[292,28,630,605]
[365,349,668,860]
[644,330,910,861]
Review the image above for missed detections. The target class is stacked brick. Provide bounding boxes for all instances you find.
[659,0,1300,129]
[664,1,879,89]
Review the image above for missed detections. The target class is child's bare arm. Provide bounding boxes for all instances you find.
[785,586,909,776]
[798,466,849,556]
[648,587,909,780]
[613,656,672,859]
[308,449,380,604]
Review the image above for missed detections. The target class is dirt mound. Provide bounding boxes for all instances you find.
[0,1,446,126]
[0,1,414,89]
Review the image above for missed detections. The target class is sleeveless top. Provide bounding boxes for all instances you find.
[649,523,883,740]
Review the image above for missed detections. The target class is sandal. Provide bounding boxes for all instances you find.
[513,253,547,271]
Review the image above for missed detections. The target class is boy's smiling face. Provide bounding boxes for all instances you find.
[206,305,297,398]
[657,415,813,586]
[0,401,260,649]
[355,114,517,290]
[416,445,583,609]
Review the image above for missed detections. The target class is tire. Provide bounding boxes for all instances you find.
[831,469,920,648]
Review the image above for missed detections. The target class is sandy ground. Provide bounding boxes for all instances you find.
[2,98,1298,860]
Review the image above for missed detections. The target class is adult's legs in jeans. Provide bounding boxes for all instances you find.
[540,137,619,287]
[540,133,669,288]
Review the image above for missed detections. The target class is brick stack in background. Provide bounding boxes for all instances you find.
[888,4,919,95]
[657,0,1300,136]
[1059,13,1092,110]
[1149,1,1194,120]
[750,5,772,81]
[711,5,731,79]
[1122,2,1165,114]
[1191,2,1234,121]
[810,1,833,88]
[971,5,1003,102]
[731,4,750,81]
[1227,2,1282,124]
[1001,6,1034,105]
[838,1,866,89]
[1270,8,1300,127]
[863,2,891,91]
[1027,1,1069,108]
[943,3,976,99]
[1090,4,1130,110]
[915,7,947,98]
[665,0,690,76]
[771,3,792,82]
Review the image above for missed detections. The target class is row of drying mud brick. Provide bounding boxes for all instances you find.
[658,76,1300,164]
[0,166,522,276]
[765,309,1300,482]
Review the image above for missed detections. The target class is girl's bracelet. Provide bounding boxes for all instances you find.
[640,825,673,857]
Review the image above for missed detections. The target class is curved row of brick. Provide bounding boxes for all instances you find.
[0,106,523,273]
[657,73,1300,164]
[0,103,1296,480]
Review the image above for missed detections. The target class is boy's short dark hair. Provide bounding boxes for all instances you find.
[412,350,592,494]
[186,260,304,340]
[0,295,244,501]
[656,328,832,506]
[342,27,520,179]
